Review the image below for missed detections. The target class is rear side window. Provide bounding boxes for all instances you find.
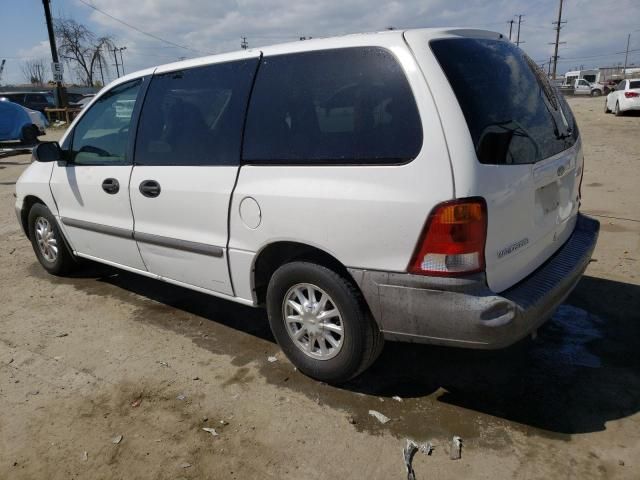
[242,47,422,164]
[629,80,640,89]
[431,38,576,165]
[135,58,258,166]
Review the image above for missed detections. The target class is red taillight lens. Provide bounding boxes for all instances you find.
[625,91,639,98]
[408,198,487,276]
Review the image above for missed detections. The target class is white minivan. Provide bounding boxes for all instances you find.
[15,29,599,383]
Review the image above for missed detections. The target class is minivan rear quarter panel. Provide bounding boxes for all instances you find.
[404,29,583,293]
[229,34,454,303]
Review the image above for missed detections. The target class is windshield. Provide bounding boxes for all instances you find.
[430,38,577,165]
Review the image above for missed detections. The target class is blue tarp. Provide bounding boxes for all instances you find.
[0,100,32,141]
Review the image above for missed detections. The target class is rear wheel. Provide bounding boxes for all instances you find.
[591,89,602,97]
[615,101,623,116]
[266,261,383,383]
[28,203,77,275]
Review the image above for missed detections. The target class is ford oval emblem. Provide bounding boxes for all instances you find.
[557,165,566,176]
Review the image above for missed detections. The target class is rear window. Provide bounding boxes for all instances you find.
[242,47,422,164]
[431,38,576,165]
[630,80,640,89]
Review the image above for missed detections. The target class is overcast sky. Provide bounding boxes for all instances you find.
[1,0,639,86]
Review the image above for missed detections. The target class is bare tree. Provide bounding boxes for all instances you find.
[54,18,113,87]
[21,59,46,85]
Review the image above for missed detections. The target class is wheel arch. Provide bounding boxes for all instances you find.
[20,195,47,238]
[252,241,361,306]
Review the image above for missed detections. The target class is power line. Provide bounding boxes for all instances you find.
[76,0,207,55]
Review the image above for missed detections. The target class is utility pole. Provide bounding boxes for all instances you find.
[118,47,126,76]
[41,0,66,107]
[507,19,515,42]
[241,37,248,50]
[111,47,120,78]
[515,14,525,47]
[623,34,631,79]
[550,0,567,80]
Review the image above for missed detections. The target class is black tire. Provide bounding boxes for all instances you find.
[21,125,38,145]
[27,203,77,275]
[266,261,383,384]
[615,101,623,116]
[591,89,602,97]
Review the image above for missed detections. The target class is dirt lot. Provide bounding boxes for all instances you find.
[1,96,639,479]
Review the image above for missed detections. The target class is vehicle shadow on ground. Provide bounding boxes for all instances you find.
[349,274,640,434]
[56,262,640,435]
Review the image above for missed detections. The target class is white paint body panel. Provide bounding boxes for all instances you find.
[230,33,453,275]
[49,164,146,270]
[129,166,236,295]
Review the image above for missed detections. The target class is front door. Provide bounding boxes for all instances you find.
[129,55,260,294]
[50,79,146,270]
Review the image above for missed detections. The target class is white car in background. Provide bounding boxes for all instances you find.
[605,79,640,116]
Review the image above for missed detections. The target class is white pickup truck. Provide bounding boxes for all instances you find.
[572,78,603,96]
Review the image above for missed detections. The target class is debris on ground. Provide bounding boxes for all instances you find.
[81,451,88,461]
[179,463,192,469]
[219,420,229,426]
[131,398,142,408]
[267,356,277,363]
[368,410,390,424]
[111,435,123,444]
[202,427,219,437]
[449,436,462,460]
[419,442,434,456]
[392,395,403,402]
[157,361,169,367]
[403,439,419,480]
[55,332,68,338]
[176,394,186,401]
[347,416,357,425]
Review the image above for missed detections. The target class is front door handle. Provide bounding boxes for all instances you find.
[102,178,120,194]
[139,180,161,198]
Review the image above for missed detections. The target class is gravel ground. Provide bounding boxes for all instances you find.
[0,96,639,479]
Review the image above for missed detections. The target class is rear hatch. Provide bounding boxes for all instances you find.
[423,33,582,292]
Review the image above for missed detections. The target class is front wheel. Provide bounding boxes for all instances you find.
[28,203,77,275]
[266,261,383,384]
[615,101,623,116]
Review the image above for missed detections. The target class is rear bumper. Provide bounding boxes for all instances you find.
[348,214,600,349]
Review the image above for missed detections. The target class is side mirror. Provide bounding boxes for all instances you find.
[32,142,63,163]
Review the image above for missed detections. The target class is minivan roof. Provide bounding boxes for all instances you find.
[105,27,502,90]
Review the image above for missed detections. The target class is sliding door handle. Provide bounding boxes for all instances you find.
[139,180,161,198]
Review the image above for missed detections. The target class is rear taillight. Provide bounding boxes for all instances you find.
[408,198,487,276]
[625,91,639,98]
